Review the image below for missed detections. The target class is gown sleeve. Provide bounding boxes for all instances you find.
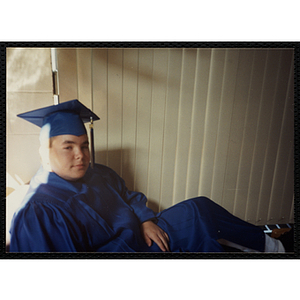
[103,166,157,224]
[122,188,157,224]
[9,199,82,252]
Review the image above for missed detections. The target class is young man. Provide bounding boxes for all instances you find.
[9,100,285,253]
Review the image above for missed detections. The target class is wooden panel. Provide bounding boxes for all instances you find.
[289,196,294,223]
[57,48,78,101]
[211,49,240,208]
[235,49,268,223]
[245,50,281,224]
[77,48,92,107]
[279,141,294,223]
[107,49,123,175]
[186,49,212,200]
[92,49,108,165]
[147,49,169,211]
[268,52,294,223]
[173,49,198,204]
[259,50,293,224]
[199,49,226,201]
[121,49,139,190]
[134,49,153,194]
[223,49,255,217]
[160,49,182,210]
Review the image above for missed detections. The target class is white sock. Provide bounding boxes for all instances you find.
[264,234,285,253]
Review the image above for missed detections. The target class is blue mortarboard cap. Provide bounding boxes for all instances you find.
[17,99,100,138]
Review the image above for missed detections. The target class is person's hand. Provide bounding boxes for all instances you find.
[140,220,170,252]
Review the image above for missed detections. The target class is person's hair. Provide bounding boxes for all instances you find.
[49,137,54,148]
[39,136,55,172]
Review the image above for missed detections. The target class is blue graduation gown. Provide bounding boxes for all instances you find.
[9,164,265,252]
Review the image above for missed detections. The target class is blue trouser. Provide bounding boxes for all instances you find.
[151,197,265,252]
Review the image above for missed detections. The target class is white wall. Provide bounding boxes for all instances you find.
[6,48,53,185]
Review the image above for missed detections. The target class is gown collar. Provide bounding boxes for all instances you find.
[32,165,92,194]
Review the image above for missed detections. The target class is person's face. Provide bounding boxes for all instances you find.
[49,134,90,181]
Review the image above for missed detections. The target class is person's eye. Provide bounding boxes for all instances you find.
[64,146,72,150]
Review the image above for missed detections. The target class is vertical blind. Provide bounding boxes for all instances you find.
[57,47,294,225]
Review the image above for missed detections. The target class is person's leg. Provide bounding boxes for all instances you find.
[190,197,266,252]
[156,198,225,252]
[157,197,267,252]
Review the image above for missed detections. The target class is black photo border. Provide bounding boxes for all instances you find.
[1,41,299,259]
